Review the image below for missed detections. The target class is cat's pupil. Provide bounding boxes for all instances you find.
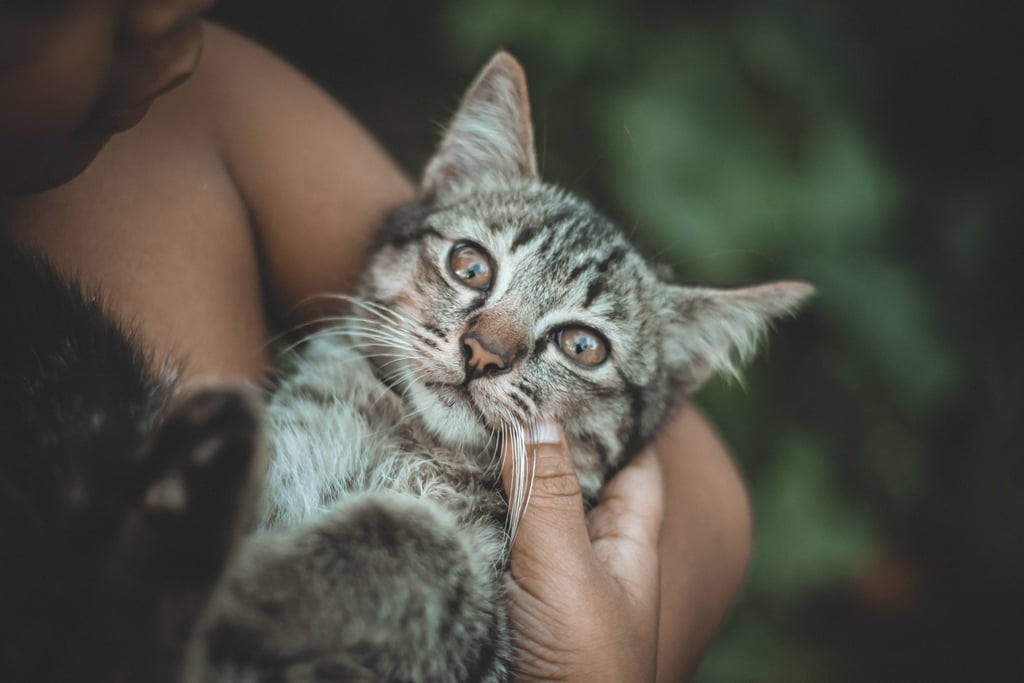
[449,243,493,290]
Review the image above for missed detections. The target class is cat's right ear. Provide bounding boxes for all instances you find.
[662,281,814,392]
[422,51,538,195]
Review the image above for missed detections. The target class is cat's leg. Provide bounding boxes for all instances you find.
[190,492,512,683]
[58,385,265,683]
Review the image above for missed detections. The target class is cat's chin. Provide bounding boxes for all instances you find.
[407,380,493,448]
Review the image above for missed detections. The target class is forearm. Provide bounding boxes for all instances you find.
[654,403,753,682]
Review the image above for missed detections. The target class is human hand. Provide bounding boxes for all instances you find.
[502,420,663,682]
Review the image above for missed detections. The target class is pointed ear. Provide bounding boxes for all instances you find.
[663,281,813,392]
[422,51,538,195]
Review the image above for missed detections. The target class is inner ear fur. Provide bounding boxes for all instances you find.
[664,280,813,390]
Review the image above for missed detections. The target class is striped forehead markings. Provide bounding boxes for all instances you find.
[509,209,579,252]
[596,246,628,273]
[582,246,629,308]
[511,226,539,251]
[568,262,590,282]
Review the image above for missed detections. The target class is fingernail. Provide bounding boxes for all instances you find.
[527,419,562,446]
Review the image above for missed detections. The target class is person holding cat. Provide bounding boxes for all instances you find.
[0,2,753,681]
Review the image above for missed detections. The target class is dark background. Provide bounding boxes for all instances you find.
[209,1,1022,680]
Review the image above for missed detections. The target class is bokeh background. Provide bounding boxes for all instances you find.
[210,1,1021,680]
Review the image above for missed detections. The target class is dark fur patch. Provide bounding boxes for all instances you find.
[596,246,627,273]
[424,323,448,340]
[510,225,539,250]
[0,240,259,683]
[583,275,607,307]
[567,262,591,282]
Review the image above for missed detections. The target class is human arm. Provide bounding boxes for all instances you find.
[1,23,751,680]
[651,404,752,681]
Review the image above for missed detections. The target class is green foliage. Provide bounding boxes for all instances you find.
[437,0,1019,679]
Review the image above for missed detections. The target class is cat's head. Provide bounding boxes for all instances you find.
[360,52,810,490]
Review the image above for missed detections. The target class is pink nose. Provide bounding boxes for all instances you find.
[461,333,510,381]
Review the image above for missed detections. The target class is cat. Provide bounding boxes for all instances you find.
[0,238,265,683]
[183,52,812,683]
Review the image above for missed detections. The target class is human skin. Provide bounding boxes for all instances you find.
[0,0,213,193]
[0,18,752,682]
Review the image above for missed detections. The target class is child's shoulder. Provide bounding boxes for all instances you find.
[3,22,412,382]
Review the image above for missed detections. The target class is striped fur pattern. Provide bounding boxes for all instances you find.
[187,52,811,682]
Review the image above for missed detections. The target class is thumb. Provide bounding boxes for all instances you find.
[588,448,664,602]
[501,419,592,581]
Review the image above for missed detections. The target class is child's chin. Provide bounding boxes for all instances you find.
[3,134,109,196]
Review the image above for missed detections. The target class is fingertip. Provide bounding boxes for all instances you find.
[526,419,563,447]
[525,421,582,505]
[501,419,572,498]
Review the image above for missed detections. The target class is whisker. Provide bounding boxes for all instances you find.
[319,294,421,329]
[500,409,532,546]
[275,321,410,357]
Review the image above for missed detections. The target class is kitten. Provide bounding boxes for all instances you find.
[0,239,264,683]
[186,53,811,682]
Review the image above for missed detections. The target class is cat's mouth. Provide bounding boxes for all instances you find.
[421,380,513,433]
[423,381,471,408]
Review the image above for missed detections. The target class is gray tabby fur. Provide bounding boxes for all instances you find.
[185,52,811,682]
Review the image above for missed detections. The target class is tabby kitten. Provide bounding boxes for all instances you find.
[186,52,810,682]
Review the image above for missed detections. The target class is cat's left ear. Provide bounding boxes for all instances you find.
[662,281,814,391]
[422,51,538,195]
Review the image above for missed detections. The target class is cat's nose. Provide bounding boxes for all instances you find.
[461,333,511,382]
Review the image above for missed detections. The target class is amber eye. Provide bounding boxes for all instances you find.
[556,326,609,367]
[448,243,494,291]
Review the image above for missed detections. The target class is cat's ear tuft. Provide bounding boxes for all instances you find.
[663,281,813,391]
[422,51,538,195]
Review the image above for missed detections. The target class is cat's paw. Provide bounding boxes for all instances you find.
[195,494,511,683]
[134,383,266,577]
[146,384,263,509]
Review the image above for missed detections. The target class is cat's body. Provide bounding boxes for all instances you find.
[186,53,810,683]
[191,340,513,681]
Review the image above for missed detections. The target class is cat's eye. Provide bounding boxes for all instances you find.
[556,326,608,367]
[448,243,494,291]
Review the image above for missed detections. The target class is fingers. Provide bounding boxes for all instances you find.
[588,448,664,604]
[589,447,664,551]
[500,420,666,596]
[501,419,592,581]
[501,427,664,683]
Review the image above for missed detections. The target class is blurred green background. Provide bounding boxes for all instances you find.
[212,1,1021,680]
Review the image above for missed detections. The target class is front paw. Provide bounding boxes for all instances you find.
[137,384,266,577]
